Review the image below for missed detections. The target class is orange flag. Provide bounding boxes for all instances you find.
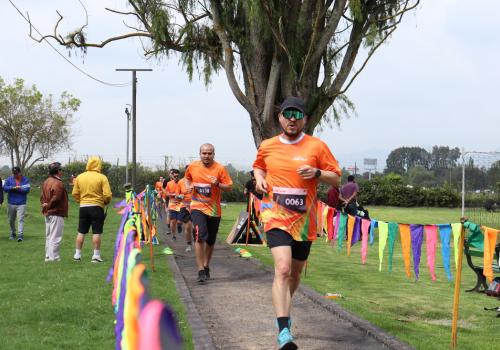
[399,224,412,278]
[483,227,500,283]
[347,215,355,256]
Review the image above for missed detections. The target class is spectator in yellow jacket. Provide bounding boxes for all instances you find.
[72,156,112,263]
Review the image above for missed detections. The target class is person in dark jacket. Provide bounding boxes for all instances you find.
[0,176,4,207]
[41,162,68,261]
[4,166,30,241]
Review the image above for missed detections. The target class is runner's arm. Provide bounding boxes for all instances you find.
[297,165,340,187]
[253,168,268,193]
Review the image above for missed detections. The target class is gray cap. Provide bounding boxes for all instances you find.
[280,96,305,113]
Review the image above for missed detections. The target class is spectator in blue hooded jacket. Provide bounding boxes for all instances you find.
[4,166,30,241]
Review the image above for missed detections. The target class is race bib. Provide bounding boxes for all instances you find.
[193,183,212,197]
[272,187,307,213]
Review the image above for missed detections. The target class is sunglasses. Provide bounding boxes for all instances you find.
[282,110,305,120]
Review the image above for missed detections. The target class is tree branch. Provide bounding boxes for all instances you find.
[210,1,255,114]
[300,0,347,81]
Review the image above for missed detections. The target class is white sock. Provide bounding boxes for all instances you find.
[93,249,100,257]
[74,249,81,258]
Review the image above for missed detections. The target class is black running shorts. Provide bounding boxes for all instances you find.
[191,209,221,246]
[178,207,191,223]
[78,206,105,234]
[266,228,312,261]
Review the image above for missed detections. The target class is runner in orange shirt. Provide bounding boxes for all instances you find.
[185,143,232,283]
[165,169,181,241]
[176,166,193,252]
[253,96,341,350]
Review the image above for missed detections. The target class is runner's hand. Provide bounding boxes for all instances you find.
[297,165,317,179]
[207,175,219,186]
[255,177,268,194]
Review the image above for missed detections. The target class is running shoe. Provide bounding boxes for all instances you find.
[17,236,23,242]
[197,270,206,283]
[204,266,210,279]
[185,245,192,252]
[91,256,104,263]
[277,328,297,350]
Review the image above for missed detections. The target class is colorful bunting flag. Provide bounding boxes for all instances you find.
[388,222,398,272]
[424,225,438,281]
[361,219,370,264]
[337,213,348,250]
[451,223,462,269]
[438,224,452,281]
[483,227,500,283]
[410,224,424,281]
[378,221,388,272]
[347,215,355,256]
[399,224,412,279]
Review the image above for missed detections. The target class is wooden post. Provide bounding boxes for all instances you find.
[451,224,465,348]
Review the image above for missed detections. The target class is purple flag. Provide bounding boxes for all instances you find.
[351,216,361,246]
[410,224,424,280]
[333,210,341,241]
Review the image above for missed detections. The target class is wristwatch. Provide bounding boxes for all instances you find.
[314,169,322,178]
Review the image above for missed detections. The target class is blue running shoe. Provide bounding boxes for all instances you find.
[277,328,297,350]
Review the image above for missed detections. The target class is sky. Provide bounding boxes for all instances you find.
[1,0,499,172]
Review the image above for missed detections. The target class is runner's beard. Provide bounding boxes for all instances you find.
[283,126,303,139]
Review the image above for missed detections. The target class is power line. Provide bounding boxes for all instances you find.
[7,0,131,88]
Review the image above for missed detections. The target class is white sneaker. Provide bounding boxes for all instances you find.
[91,256,103,263]
[185,245,192,252]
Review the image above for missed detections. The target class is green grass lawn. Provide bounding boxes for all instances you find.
[0,189,193,350]
[219,204,499,350]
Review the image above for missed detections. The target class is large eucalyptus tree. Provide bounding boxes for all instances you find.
[30,0,419,146]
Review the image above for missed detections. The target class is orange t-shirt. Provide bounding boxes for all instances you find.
[165,180,181,211]
[176,178,192,210]
[154,180,166,199]
[185,160,233,217]
[253,133,341,241]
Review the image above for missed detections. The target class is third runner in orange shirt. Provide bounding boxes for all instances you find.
[253,96,341,350]
[185,143,232,283]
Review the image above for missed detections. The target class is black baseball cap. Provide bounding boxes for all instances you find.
[12,166,21,174]
[280,96,305,113]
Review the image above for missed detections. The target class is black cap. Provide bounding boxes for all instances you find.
[12,166,21,174]
[48,162,62,175]
[280,96,305,113]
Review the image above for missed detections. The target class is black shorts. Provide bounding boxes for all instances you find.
[169,209,181,221]
[179,207,191,223]
[78,206,105,234]
[266,228,312,261]
[191,209,221,246]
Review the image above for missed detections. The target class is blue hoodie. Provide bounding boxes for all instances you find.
[4,175,30,205]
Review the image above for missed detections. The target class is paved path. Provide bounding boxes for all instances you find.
[158,222,413,350]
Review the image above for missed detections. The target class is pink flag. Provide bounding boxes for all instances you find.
[361,219,371,264]
[424,225,438,281]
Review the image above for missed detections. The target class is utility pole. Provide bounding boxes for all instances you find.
[124,106,131,184]
[116,68,152,190]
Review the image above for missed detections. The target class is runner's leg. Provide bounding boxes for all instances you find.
[270,246,293,317]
